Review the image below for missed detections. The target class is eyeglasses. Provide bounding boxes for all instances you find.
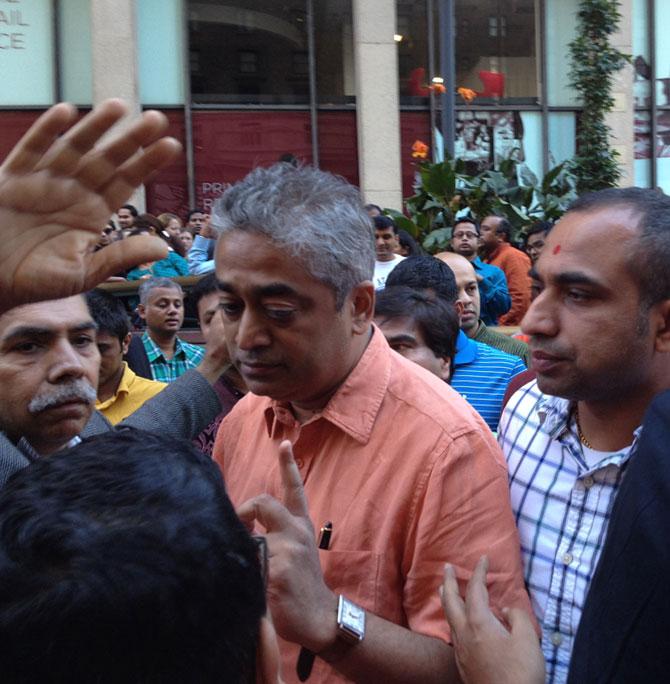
[452,231,478,240]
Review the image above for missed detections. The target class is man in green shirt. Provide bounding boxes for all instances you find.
[138,278,205,382]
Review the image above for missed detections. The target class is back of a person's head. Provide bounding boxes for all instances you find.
[86,288,130,342]
[385,255,458,303]
[0,429,265,683]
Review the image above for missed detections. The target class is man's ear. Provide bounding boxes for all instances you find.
[121,332,132,355]
[438,356,451,383]
[256,615,283,684]
[137,304,146,320]
[653,299,670,353]
[349,281,375,335]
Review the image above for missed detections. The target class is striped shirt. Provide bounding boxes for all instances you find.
[451,330,526,431]
[141,331,205,383]
[499,380,639,683]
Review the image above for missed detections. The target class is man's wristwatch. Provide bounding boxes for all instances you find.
[336,594,366,644]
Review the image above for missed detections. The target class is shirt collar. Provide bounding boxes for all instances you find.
[17,434,82,462]
[263,325,390,445]
[454,329,478,364]
[142,331,185,362]
[96,363,135,410]
[535,391,642,468]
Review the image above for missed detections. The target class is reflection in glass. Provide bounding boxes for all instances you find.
[455,0,537,103]
[189,0,309,104]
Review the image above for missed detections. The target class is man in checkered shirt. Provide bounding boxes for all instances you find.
[443,188,670,684]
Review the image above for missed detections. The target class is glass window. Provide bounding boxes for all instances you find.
[545,0,579,107]
[455,110,531,173]
[138,0,184,105]
[314,0,354,105]
[632,0,651,187]
[188,0,309,105]
[0,0,54,106]
[548,112,576,167]
[396,0,431,105]
[455,0,538,104]
[58,0,92,105]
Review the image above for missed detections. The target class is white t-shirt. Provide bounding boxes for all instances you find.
[373,255,405,290]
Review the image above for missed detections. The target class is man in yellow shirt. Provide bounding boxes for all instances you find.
[86,289,166,424]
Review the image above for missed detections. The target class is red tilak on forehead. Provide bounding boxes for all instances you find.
[553,244,561,255]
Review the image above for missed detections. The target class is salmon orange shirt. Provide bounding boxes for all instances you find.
[214,326,532,683]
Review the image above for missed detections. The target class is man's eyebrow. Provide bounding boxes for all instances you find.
[552,271,605,288]
[2,321,96,344]
[385,333,417,346]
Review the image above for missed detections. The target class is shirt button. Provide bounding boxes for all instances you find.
[583,476,594,488]
[550,632,563,646]
[562,552,573,565]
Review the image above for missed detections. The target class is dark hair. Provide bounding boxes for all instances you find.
[134,213,188,257]
[121,204,138,217]
[187,208,206,222]
[495,218,512,242]
[0,429,265,683]
[453,216,480,236]
[397,229,422,256]
[85,288,130,343]
[524,220,552,243]
[386,255,458,303]
[373,214,398,235]
[375,286,459,380]
[364,203,382,215]
[189,273,219,322]
[568,187,670,306]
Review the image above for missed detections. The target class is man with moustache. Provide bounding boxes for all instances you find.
[0,294,227,481]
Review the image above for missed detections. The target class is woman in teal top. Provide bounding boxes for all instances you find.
[126,250,189,280]
[125,214,190,280]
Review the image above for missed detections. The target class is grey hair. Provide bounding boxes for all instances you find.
[138,277,184,305]
[211,163,375,308]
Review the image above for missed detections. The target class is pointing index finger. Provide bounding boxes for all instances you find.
[278,440,309,519]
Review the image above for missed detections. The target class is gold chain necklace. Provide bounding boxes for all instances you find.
[575,407,593,449]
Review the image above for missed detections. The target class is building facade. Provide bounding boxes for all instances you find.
[0,1,663,217]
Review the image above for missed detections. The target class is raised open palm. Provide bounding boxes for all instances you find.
[0,99,182,313]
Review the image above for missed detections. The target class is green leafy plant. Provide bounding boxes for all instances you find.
[569,0,631,193]
[388,152,578,254]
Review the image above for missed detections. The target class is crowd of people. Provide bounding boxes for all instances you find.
[0,99,667,684]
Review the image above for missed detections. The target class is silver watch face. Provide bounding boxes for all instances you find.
[338,596,365,637]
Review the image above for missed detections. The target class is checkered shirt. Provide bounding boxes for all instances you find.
[499,380,640,683]
[141,332,205,383]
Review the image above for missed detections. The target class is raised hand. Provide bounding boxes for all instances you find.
[237,440,338,653]
[0,99,182,313]
[441,556,544,684]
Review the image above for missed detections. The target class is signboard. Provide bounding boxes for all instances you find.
[0,0,54,105]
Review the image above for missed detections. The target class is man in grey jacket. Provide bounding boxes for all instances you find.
[0,99,229,485]
[0,294,226,486]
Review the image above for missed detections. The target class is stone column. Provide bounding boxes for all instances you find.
[352,0,403,210]
[606,0,634,186]
[90,0,145,209]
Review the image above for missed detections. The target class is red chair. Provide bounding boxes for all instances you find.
[478,70,505,98]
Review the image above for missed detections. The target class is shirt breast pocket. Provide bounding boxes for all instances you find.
[320,550,382,615]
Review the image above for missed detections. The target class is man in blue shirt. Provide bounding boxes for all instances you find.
[386,256,525,431]
[451,217,511,325]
